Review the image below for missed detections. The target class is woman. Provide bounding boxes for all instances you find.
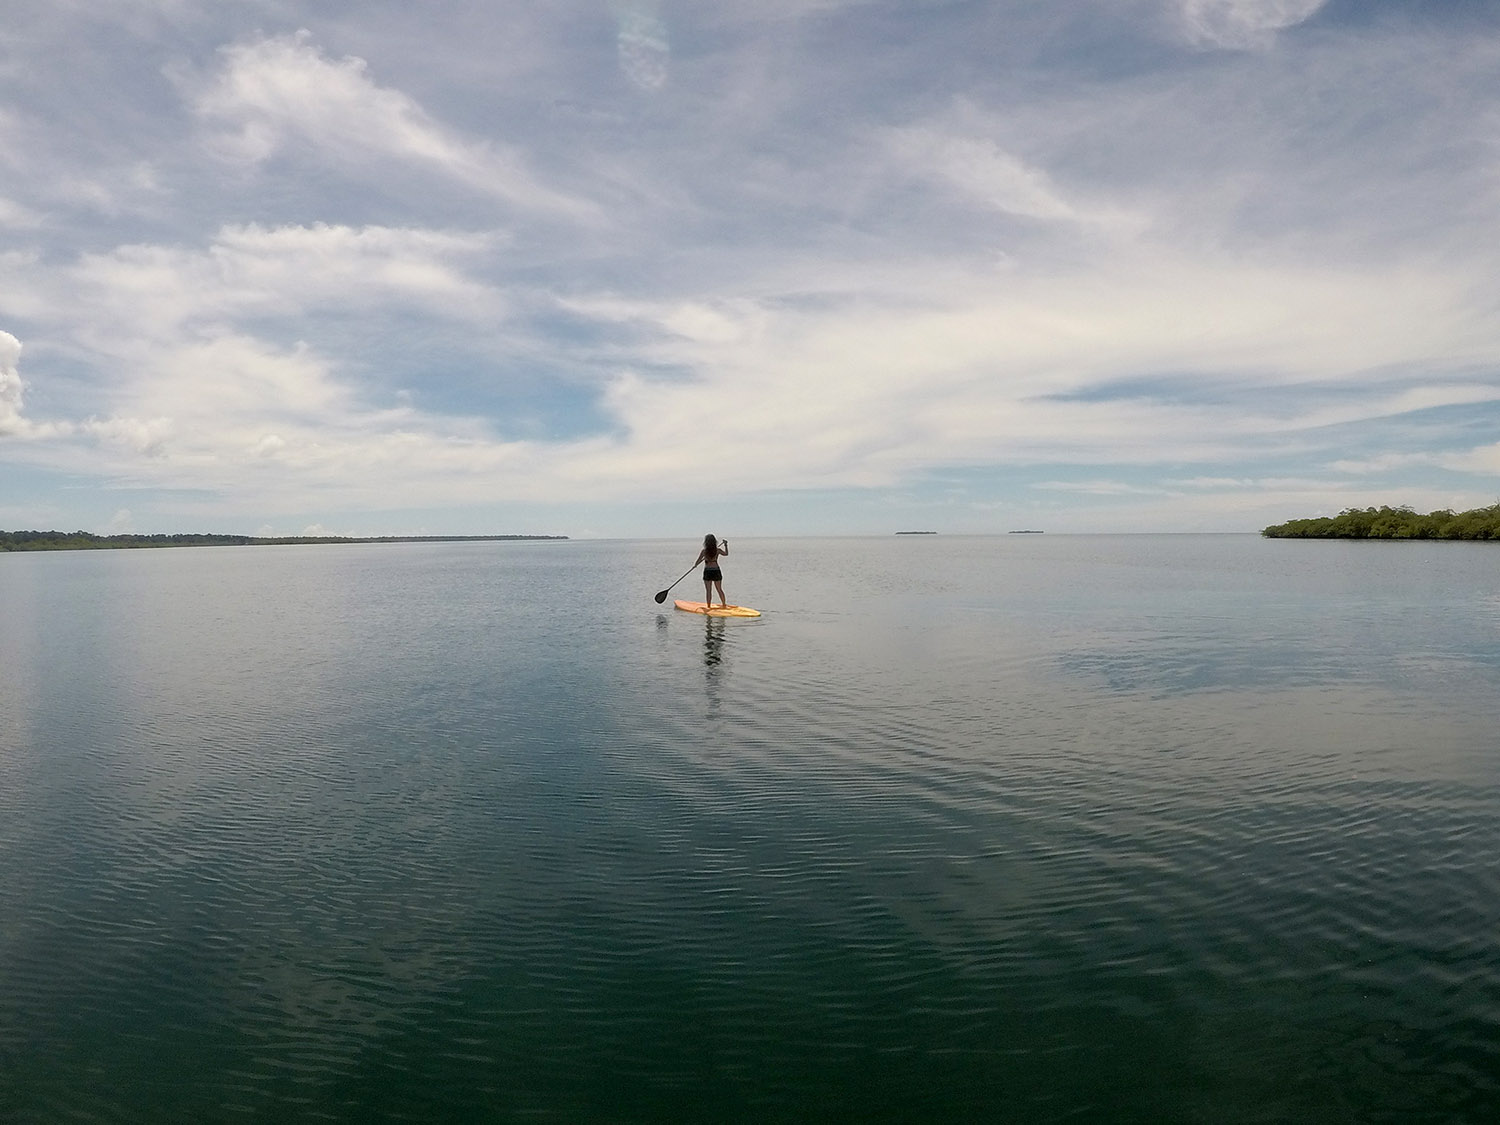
[695,534,729,607]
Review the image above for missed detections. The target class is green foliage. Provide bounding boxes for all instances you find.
[0,531,566,552]
[1262,503,1500,540]
[0,530,254,551]
[0,534,564,558]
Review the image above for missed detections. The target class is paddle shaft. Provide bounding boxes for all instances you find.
[654,564,698,603]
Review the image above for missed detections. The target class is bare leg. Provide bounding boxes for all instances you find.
[703,580,713,610]
[714,580,727,606]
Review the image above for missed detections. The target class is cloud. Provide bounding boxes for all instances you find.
[1165,474,1356,490]
[0,331,26,436]
[0,197,44,228]
[190,32,596,218]
[79,415,175,458]
[0,223,503,477]
[1438,443,1500,476]
[0,331,74,443]
[136,335,348,425]
[1285,383,1500,433]
[885,126,1083,222]
[0,216,553,507]
[9,204,1500,520]
[1174,0,1328,50]
[63,222,505,340]
[613,1,670,91]
[1033,480,1169,496]
[553,240,1497,491]
[1328,453,1433,475]
[1333,442,1500,479]
[3,4,1499,532]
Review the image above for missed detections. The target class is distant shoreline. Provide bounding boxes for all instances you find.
[0,531,568,553]
[1263,504,1500,540]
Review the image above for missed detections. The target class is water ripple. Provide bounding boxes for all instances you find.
[2,538,1498,1120]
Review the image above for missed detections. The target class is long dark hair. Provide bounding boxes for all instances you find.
[702,533,718,555]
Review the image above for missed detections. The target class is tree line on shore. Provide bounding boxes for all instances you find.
[0,531,565,552]
[1,531,261,551]
[1263,504,1500,540]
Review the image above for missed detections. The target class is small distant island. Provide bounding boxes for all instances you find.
[1008,530,1044,534]
[1262,504,1500,540]
[0,531,567,553]
[895,530,936,535]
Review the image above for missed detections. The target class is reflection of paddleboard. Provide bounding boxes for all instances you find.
[674,600,761,618]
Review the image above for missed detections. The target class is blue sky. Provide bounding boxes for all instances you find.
[3,0,1500,537]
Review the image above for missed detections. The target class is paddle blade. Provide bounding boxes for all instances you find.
[654,590,669,603]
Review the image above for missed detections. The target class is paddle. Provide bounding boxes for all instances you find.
[654,564,697,604]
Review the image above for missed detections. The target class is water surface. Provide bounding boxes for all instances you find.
[1,535,1497,1121]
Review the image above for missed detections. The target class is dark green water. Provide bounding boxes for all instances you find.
[1,535,1497,1122]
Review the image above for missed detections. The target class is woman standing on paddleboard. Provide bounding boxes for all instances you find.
[696,534,728,608]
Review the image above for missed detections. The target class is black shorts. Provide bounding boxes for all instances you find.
[703,567,723,582]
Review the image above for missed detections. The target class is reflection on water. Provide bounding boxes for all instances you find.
[702,615,725,669]
[701,616,725,717]
[1,536,1498,1122]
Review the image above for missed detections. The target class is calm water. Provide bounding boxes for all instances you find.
[1,535,1497,1122]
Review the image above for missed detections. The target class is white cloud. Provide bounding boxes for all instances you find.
[0,106,24,162]
[549,243,1497,496]
[613,1,670,92]
[1168,475,1355,489]
[10,208,1500,519]
[1175,0,1328,50]
[0,331,74,443]
[0,331,26,436]
[1286,383,1500,433]
[1375,384,1500,416]
[253,433,286,458]
[698,0,884,22]
[1171,476,1254,488]
[64,222,504,340]
[0,217,543,507]
[51,163,166,218]
[6,221,516,481]
[1438,443,1500,476]
[190,32,596,218]
[1322,441,1500,484]
[1329,453,1433,475]
[1033,480,1168,496]
[0,197,44,228]
[885,126,1093,224]
[79,414,175,458]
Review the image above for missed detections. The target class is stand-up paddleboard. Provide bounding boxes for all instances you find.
[674,600,761,618]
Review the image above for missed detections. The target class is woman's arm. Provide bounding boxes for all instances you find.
[718,540,728,556]
[694,549,707,564]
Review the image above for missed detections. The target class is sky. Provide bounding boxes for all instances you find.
[3,0,1500,538]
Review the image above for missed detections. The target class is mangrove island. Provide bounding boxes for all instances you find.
[0,531,567,552]
[1262,504,1500,540]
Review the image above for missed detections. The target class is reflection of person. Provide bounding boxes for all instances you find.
[703,615,724,668]
[695,533,728,607]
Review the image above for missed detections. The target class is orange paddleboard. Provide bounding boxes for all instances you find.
[674,600,761,618]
